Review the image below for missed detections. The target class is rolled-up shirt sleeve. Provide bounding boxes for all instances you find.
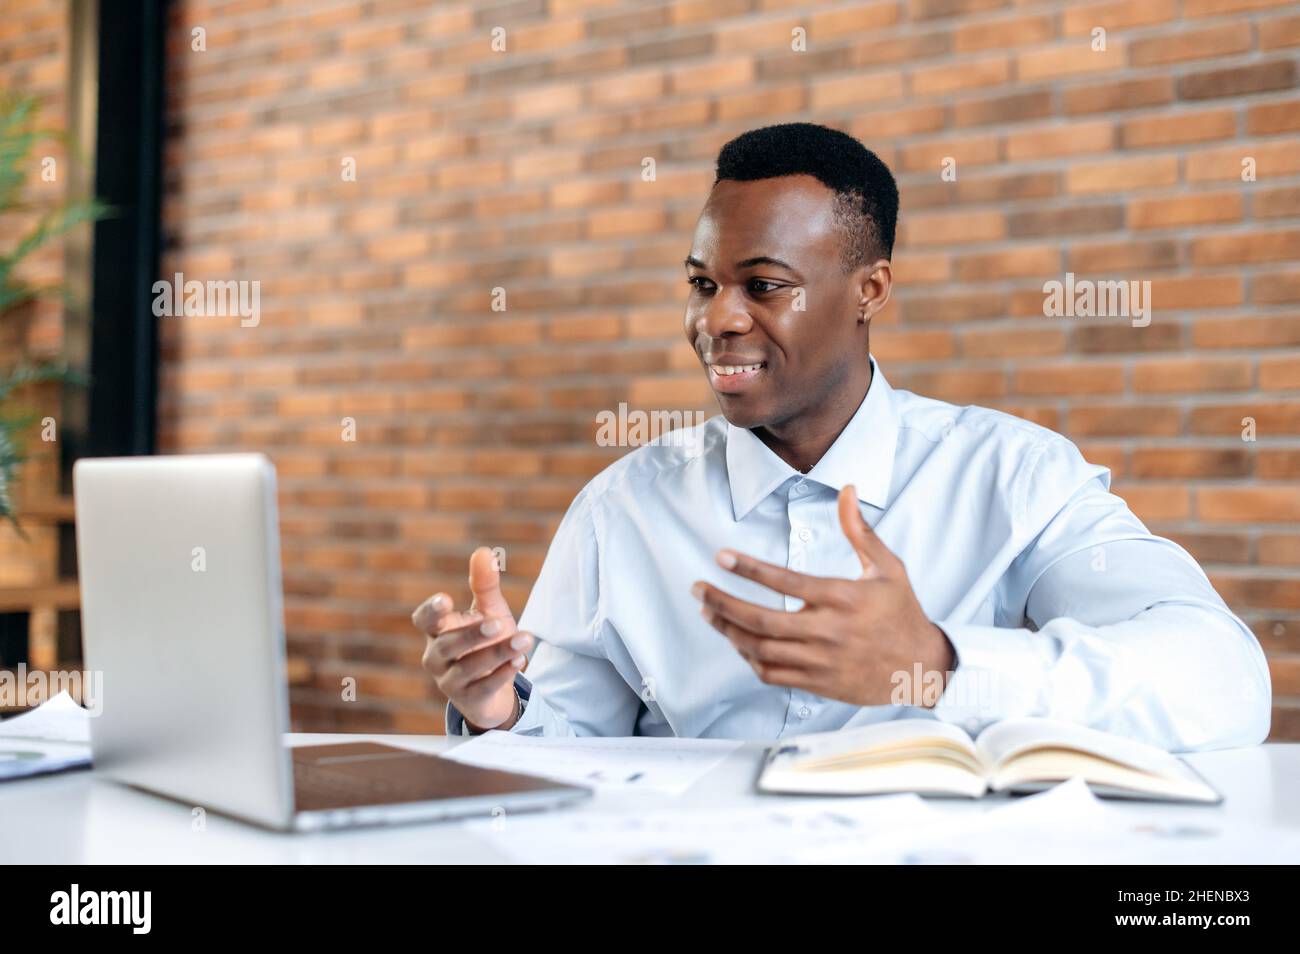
[444,486,642,737]
[932,435,1272,753]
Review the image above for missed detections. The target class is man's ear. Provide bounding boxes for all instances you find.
[855,259,893,324]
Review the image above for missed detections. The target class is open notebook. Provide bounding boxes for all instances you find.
[757,718,1221,804]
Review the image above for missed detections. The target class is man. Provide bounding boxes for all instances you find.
[413,122,1271,751]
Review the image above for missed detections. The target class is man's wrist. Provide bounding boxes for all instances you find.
[922,622,956,705]
[464,685,523,735]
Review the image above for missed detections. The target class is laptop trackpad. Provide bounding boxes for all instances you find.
[291,741,580,812]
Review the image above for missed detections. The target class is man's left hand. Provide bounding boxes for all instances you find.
[691,485,955,708]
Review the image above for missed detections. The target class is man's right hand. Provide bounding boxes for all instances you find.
[413,546,532,732]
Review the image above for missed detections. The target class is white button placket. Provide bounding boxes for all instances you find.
[781,478,818,733]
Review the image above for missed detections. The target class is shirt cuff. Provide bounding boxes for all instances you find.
[930,621,1056,735]
[445,673,535,736]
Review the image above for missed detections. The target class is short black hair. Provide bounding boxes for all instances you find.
[713,122,899,270]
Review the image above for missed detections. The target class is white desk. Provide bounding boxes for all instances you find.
[3,735,1298,863]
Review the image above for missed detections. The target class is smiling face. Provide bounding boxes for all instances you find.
[684,174,886,434]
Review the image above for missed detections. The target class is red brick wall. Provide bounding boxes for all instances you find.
[0,1,71,616]
[149,0,1300,736]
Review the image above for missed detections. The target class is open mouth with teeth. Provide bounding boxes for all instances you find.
[708,362,764,376]
[706,361,768,393]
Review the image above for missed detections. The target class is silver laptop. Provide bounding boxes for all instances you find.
[73,453,589,831]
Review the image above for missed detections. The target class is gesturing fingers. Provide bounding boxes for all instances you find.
[411,592,461,635]
[837,485,901,580]
[428,616,517,669]
[442,630,533,694]
[714,549,836,602]
[701,608,819,667]
[690,581,808,638]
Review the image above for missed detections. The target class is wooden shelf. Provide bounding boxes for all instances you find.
[1,494,80,673]
[0,581,80,613]
[15,497,76,521]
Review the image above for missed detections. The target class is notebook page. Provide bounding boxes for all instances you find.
[773,717,978,766]
[975,717,1194,780]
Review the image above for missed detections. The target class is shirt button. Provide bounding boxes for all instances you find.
[793,482,808,495]
[798,705,812,719]
[797,527,813,542]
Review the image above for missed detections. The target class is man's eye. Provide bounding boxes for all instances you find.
[749,279,780,293]
[687,277,714,292]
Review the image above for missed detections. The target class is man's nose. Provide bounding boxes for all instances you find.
[695,288,754,339]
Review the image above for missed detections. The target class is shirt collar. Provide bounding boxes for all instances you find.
[724,354,898,521]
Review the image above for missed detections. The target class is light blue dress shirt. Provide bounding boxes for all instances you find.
[447,356,1271,751]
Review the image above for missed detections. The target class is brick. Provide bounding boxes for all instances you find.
[1008,205,1124,238]
[906,209,1006,245]
[898,134,1000,172]
[587,207,667,238]
[954,246,1062,280]
[1191,229,1300,266]
[1068,239,1180,273]
[1190,403,1300,435]
[1255,272,1300,304]
[589,68,665,106]
[1066,156,1179,194]
[1255,186,1300,220]
[1072,322,1183,353]
[1133,357,1252,393]
[871,329,956,362]
[1168,531,1252,564]
[953,171,1059,203]
[1063,77,1174,115]
[908,0,1006,19]
[1120,109,1236,147]
[669,57,754,94]
[1014,362,1126,396]
[1261,355,1300,390]
[1061,0,1177,34]
[1199,488,1300,523]
[1242,98,1300,134]
[809,2,901,36]
[954,90,1053,129]
[1259,14,1300,50]
[911,56,1010,96]
[848,104,947,138]
[1116,484,1192,522]
[961,327,1066,358]
[1130,23,1252,65]
[1183,0,1298,17]
[847,31,951,68]
[1070,404,1183,436]
[1177,59,1297,100]
[1005,121,1114,160]
[953,14,1054,52]
[1129,193,1242,229]
[890,251,950,284]
[1193,315,1300,349]
[900,291,1008,323]
[1146,275,1244,309]
[1259,450,1300,480]
[1017,44,1125,83]
[901,368,1006,401]
[1186,139,1300,181]
[807,73,900,111]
